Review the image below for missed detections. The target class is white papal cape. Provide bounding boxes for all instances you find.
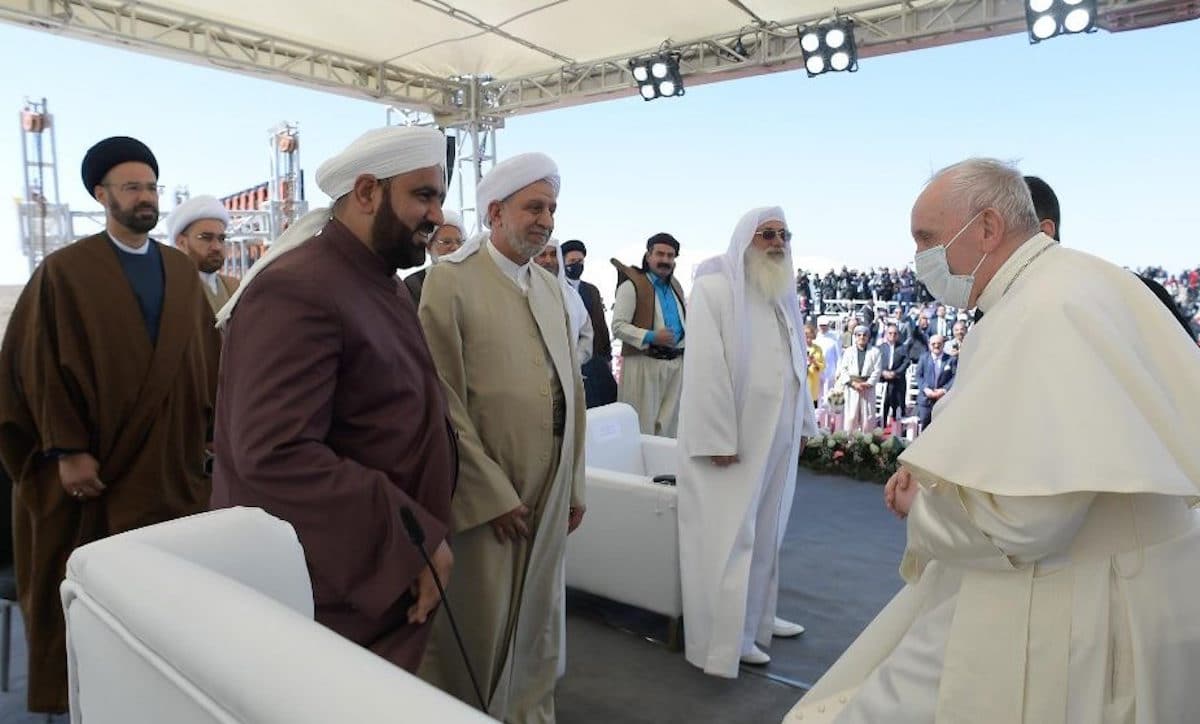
[787,234,1200,723]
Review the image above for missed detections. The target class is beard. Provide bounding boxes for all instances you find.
[369,193,429,271]
[745,247,793,301]
[197,255,224,274]
[504,226,547,262]
[108,197,158,234]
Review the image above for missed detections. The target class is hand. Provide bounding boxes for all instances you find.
[58,453,105,500]
[490,504,531,543]
[568,505,585,534]
[884,467,918,519]
[408,540,453,624]
[652,328,676,347]
[710,454,739,467]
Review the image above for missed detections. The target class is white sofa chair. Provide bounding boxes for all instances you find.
[61,507,492,724]
[565,403,682,641]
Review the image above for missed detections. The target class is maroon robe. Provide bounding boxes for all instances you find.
[0,234,217,713]
[210,219,456,671]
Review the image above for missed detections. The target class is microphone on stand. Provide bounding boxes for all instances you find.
[399,505,487,713]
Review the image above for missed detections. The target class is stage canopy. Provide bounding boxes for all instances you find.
[2,0,1194,124]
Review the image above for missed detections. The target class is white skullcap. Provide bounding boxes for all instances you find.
[168,195,230,241]
[438,210,465,236]
[316,125,446,200]
[817,316,831,326]
[215,125,447,329]
[476,152,560,228]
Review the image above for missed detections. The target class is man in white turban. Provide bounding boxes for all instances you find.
[168,194,237,313]
[405,210,465,305]
[417,152,585,724]
[677,207,817,677]
[789,158,1200,723]
[210,126,459,673]
[533,238,594,368]
[833,324,881,432]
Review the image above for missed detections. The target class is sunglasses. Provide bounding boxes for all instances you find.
[755,228,792,242]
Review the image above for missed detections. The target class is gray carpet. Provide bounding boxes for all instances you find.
[0,469,905,724]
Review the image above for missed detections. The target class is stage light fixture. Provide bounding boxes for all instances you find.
[629,52,685,101]
[1025,0,1097,42]
[798,19,858,78]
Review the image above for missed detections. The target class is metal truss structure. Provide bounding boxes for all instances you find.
[2,0,1194,129]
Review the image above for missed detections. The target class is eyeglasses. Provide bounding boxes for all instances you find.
[192,232,227,243]
[104,182,161,195]
[755,228,792,242]
[433,238,462,248]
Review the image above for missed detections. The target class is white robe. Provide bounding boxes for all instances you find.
[834,345,881,432]
[612,277,685,437]
[677,274,817,678]
[789,235,1200,724]
[815,333,839,399]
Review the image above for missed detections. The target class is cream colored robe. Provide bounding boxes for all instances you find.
[834,345,881,432]
[417,247,585,724]
[788,235,1200,724]
[678,275,817,678]
[612,277,685,437]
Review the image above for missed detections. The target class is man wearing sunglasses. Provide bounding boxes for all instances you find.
[169,194,239,314]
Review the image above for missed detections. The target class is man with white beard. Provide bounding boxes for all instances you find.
[677,207,818,676]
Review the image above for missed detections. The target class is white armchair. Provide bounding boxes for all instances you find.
[565,403,682,639]
[61,507,491,724]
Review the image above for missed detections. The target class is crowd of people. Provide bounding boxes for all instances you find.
[2,131,1199,724]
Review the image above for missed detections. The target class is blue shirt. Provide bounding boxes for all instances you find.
[641,272,685,347]
[110,240,165,345]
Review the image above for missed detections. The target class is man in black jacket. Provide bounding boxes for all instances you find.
[561,239,618,407]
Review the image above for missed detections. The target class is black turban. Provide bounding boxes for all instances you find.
[81,136,158,198]
[560,239,587,256]
[646,232,680,253]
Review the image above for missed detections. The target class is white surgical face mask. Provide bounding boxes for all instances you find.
[914,211,986,310]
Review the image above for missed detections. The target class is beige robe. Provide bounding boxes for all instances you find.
[201,273,239,316]
[834,345,881,432]
[789,235,1200,723]
[611,278,685,437]
[417,246,585,724]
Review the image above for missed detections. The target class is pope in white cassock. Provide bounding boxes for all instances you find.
[788,158,1200,723]
[677,207,818,676]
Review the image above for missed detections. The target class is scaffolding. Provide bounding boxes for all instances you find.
[16,97,71,275]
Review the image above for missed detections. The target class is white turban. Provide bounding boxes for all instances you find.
[438,210,466,237]
[215,126,446,328]
[441,151,561,264]
[475,152,560,229]
[167,195,230,242]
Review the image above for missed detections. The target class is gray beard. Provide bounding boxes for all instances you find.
[504,227,546,262]
[745,248,793,301]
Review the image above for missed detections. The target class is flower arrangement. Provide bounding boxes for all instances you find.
[800,429,907,484]
[825,388,845,411]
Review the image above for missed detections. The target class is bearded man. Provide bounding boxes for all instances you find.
[676,207,817,676]
[210,126,458,672]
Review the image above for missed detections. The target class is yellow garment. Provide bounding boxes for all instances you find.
[806,342,825,403]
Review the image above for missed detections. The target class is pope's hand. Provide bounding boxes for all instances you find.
[490,504,531,542]
[408,540,453,624]
[885,467,917,519]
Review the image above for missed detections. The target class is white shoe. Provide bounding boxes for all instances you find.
[773,617,806,638]
[740,645,771,665]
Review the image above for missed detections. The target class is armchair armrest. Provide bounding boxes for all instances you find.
[639,435,678,477]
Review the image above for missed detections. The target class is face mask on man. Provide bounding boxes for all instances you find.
[914,210,986,310]
[564,261,584,280]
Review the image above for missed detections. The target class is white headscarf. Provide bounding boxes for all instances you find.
[438,210,466,237]
[215,125,446,328]
[693,206,803,414]
[167,195,230,242]
[544,238,589,343]
[442,151,561,264]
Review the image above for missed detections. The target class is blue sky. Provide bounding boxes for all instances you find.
[0,19,1197,297]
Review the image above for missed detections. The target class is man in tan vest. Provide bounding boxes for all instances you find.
[169,195,239,313]
[611,233,686,437]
